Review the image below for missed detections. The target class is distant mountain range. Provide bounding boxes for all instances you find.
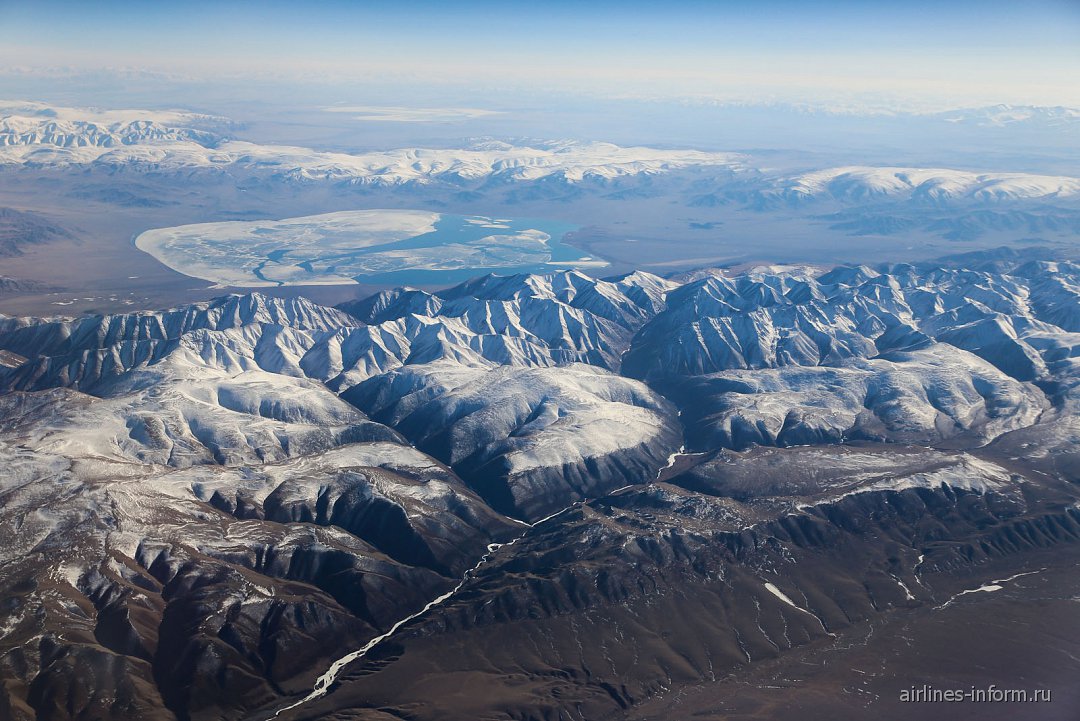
[2,103,1078,206]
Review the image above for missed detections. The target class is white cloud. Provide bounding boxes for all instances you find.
[322,105,502,122]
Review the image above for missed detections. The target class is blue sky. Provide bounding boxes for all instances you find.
[2,0,1078,108]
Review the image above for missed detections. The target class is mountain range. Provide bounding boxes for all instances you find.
[1,256,1079,719]
[3,104,1080,208]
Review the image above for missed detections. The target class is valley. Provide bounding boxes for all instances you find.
[2,103,1080,318]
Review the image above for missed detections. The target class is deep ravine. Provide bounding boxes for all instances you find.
[266,445,689,719]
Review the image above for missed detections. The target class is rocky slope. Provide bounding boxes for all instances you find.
[626,261,1080,451]
[0,208,73,257]
[289,444,1080,721]
[0,258,1078,720]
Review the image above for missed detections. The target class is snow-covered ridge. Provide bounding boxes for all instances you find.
[1,259,1077,475]
[0,102,746,183]
[3,102,1079,205]
[624,260,1080,379]
[935,104,1080,128]
[624,259,1080,449]
[3,260,1078,407]
[0,272,685,521]
[0,136,746,184]
[0,101,234,149]
[0,116,220,149]
[777,166,1080,203]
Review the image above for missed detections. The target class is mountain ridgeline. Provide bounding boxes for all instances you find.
[0,256,1079,721]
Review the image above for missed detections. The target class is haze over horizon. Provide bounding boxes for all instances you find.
[2,0,1079,111]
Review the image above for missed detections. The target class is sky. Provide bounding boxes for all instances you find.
[1,0,1078,110]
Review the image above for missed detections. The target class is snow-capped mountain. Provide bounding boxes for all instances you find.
[0,272,684,520]
[0,104,746,186]
[345,362,680,519]
[5,102,1079,213]
[4,262,1078,462]
[625,261,1080,448]
[935,104,1080,129]
[1,259,1079,720]
[0,116,220,149]
[774,166,1080,204]
[0,102,234,151]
